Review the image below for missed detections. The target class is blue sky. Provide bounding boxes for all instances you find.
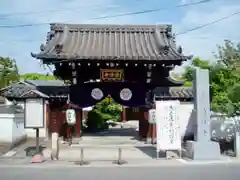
[0,0,239,74]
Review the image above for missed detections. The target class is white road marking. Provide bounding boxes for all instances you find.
[176,158,233,165]
[176,159,188,164]
[3,150,17,157]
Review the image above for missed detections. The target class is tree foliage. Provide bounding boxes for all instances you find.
[215,40,240,70]
[181,41,240,116]
[85,98,122,132]
[20,73,56,80]
[0,57,57,89]
[0,57,19,88]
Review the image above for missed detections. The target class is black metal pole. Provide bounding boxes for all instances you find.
[36,128,40,154]
[118,148,122,162]
[80,147,84,165]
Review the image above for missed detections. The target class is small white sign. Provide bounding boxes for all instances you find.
[148,109,156,124]
[120,88,132,101]
[66,109,76,125]
[24,99,44,128]
[91,88,104,100]
[156,100,181,151]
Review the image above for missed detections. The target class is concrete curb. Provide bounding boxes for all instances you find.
[0,162,239,168]
[0,157,239,168]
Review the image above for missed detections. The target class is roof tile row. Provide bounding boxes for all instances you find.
[32,23,187,61]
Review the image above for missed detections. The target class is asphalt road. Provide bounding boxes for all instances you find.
[0,164,240,180]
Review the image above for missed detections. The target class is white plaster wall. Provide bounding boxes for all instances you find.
[12,113,26,143]
[2,99,48,139]
[0,114,13,142]
[25,128,46,138]
[0,113,26,144]
[178,102,196,138]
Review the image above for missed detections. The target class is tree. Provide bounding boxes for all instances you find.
[215,40,240,70]
[181,41,240,116]
[0,57,19,88]
[85,98,122,132]
[212,41,240,115]
[20,73,56,80]
[182,57,212,82]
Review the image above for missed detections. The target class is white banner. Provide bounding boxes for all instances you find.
[156,100,181,151]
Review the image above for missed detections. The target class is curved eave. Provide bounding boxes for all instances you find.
[31,52,38,58]
[166,76,185,86]
[153,86,193,101]
[155,96,193,101]
[31,52,188,62]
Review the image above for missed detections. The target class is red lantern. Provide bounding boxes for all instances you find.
[107,95,111,104]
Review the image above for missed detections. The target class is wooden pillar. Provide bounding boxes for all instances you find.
[50,108,59,133]
[45,103,50,139]
[146,123,152,144]
[70,62,77,140]
[152,123,157,144]
[121,106,127,122]
[75,109,82,137]
[138,107,149,140]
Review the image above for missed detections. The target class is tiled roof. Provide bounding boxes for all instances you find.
[153,86,193,100]
[0,80,68,99]
[0,82,34,98]
[20,90,49,98]
[31,23,187,61]
[37,86,69,98]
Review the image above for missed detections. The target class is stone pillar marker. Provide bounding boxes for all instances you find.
[235,131,240,158]
[50,111,59,160]
[194,68,211,142]
[185,68,221,160]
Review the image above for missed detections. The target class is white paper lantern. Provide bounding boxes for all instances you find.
[91,88,104,100]
[120,88,132,101]
[66,109,76,125]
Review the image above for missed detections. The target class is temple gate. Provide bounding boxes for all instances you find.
[31,23,192,140]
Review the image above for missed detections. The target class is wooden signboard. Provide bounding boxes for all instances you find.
[24,99,44,128]
[100,69,124,82]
